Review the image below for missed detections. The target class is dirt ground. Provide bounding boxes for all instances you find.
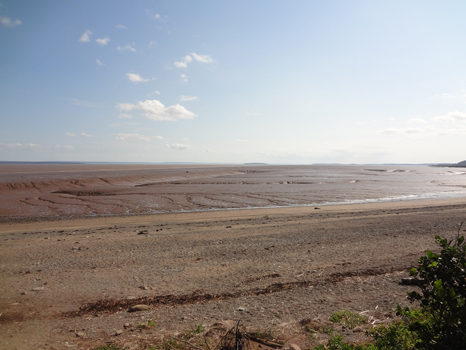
[1,199,466,349]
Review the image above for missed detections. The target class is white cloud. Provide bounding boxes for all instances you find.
[165,143,192,150]
[191,53,213,63]
[432,111,466,123]
[96,37,110,45]
[155,14,161,19]
[408,118,427,123]
[115,133,151,141]
[0,143,73,150]
[174,53,212,68]
[155,135,165,140]
[180,95,198,101]
[377,126,466,136]
[118,113,133,119]
[149,41,157,47]
[79,30,92,42]
[116,99,197,121]
[81,132,93,137]
[115,24,127,29]
[117,45,136,52]
[181,74,188,82]
[0,16,21,27]
[236,139,249,143]
[126,73,149,82]
[96,59,105,66]
[154,90,161,95]
[66,132,76,137]
[174,55,192,68]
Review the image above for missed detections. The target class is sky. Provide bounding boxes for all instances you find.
[1,0,466,164]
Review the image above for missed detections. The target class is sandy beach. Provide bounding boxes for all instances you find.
[1,164,466,349]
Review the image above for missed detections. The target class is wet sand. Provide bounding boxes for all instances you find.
[1,163,465,220]
[1,164,466,349]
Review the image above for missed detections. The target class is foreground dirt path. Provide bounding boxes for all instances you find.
[1,199,466,349]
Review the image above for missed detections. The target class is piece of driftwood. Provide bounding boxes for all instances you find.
[401,278,426,285]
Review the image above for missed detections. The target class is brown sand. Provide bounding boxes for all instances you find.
[1,197,466,349]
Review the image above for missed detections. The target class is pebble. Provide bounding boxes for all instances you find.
[75,332,85,338]
[21,291,27,295]
[137,230,149,235]
[288,344,301,350]
[139,286,149,290]
[32,287,44,291]
[128,304,150,312]
[115,330,123,336]
[236,307,246,312]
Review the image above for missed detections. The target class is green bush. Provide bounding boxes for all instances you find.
[404,234,466,349]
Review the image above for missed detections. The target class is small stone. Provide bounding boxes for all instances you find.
[139,286,149,290]
[128,304,150,312]
[236,307,246,312]
[353,326,364,333]
[115,330,123,336]
[137,230,149,235]
[32,287,44,291]
[226,226,232,228]
[289,344,301,350]
[71,247,78,251]
[76,332,85,338]
[124,323,130,328]
[21,291,27,295]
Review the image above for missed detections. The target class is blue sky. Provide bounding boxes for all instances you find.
[1,0,465,164]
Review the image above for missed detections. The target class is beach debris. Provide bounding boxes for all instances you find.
[32,287,44,291]
[401,278,426,285]
[314,207,320,210]
[128,304,150,312]
[137,230,149,235]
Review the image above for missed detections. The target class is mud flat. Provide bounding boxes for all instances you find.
[1,196,466,349]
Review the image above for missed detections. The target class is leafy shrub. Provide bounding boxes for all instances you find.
[404,234,466,349]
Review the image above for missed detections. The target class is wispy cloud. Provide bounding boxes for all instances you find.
[79,30,92,42]
[0,143,73,150]
[236,139,249,143]
[66,132,76,137]
[431,111,466,123]
[115,24,127,29]
[116,99,197,121]
[118,113,133,119]
[149,41,157,47]
[180,95,198,101]
[81,132,93,138]
[174,55,192,68]
[432,90,466,103]
[115,133,151,141]
[191,53,213,63]
[181,74,188,82]
[96,37,110,45]
[165,143,192,150]
[0,16,21,27]
[155,135,165,140]
[126,73,149,82]
[96,59,105,66]
[117,44,136,52]
[154,90,161,95]
[378,126,466,136]
[174,53,213,68]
